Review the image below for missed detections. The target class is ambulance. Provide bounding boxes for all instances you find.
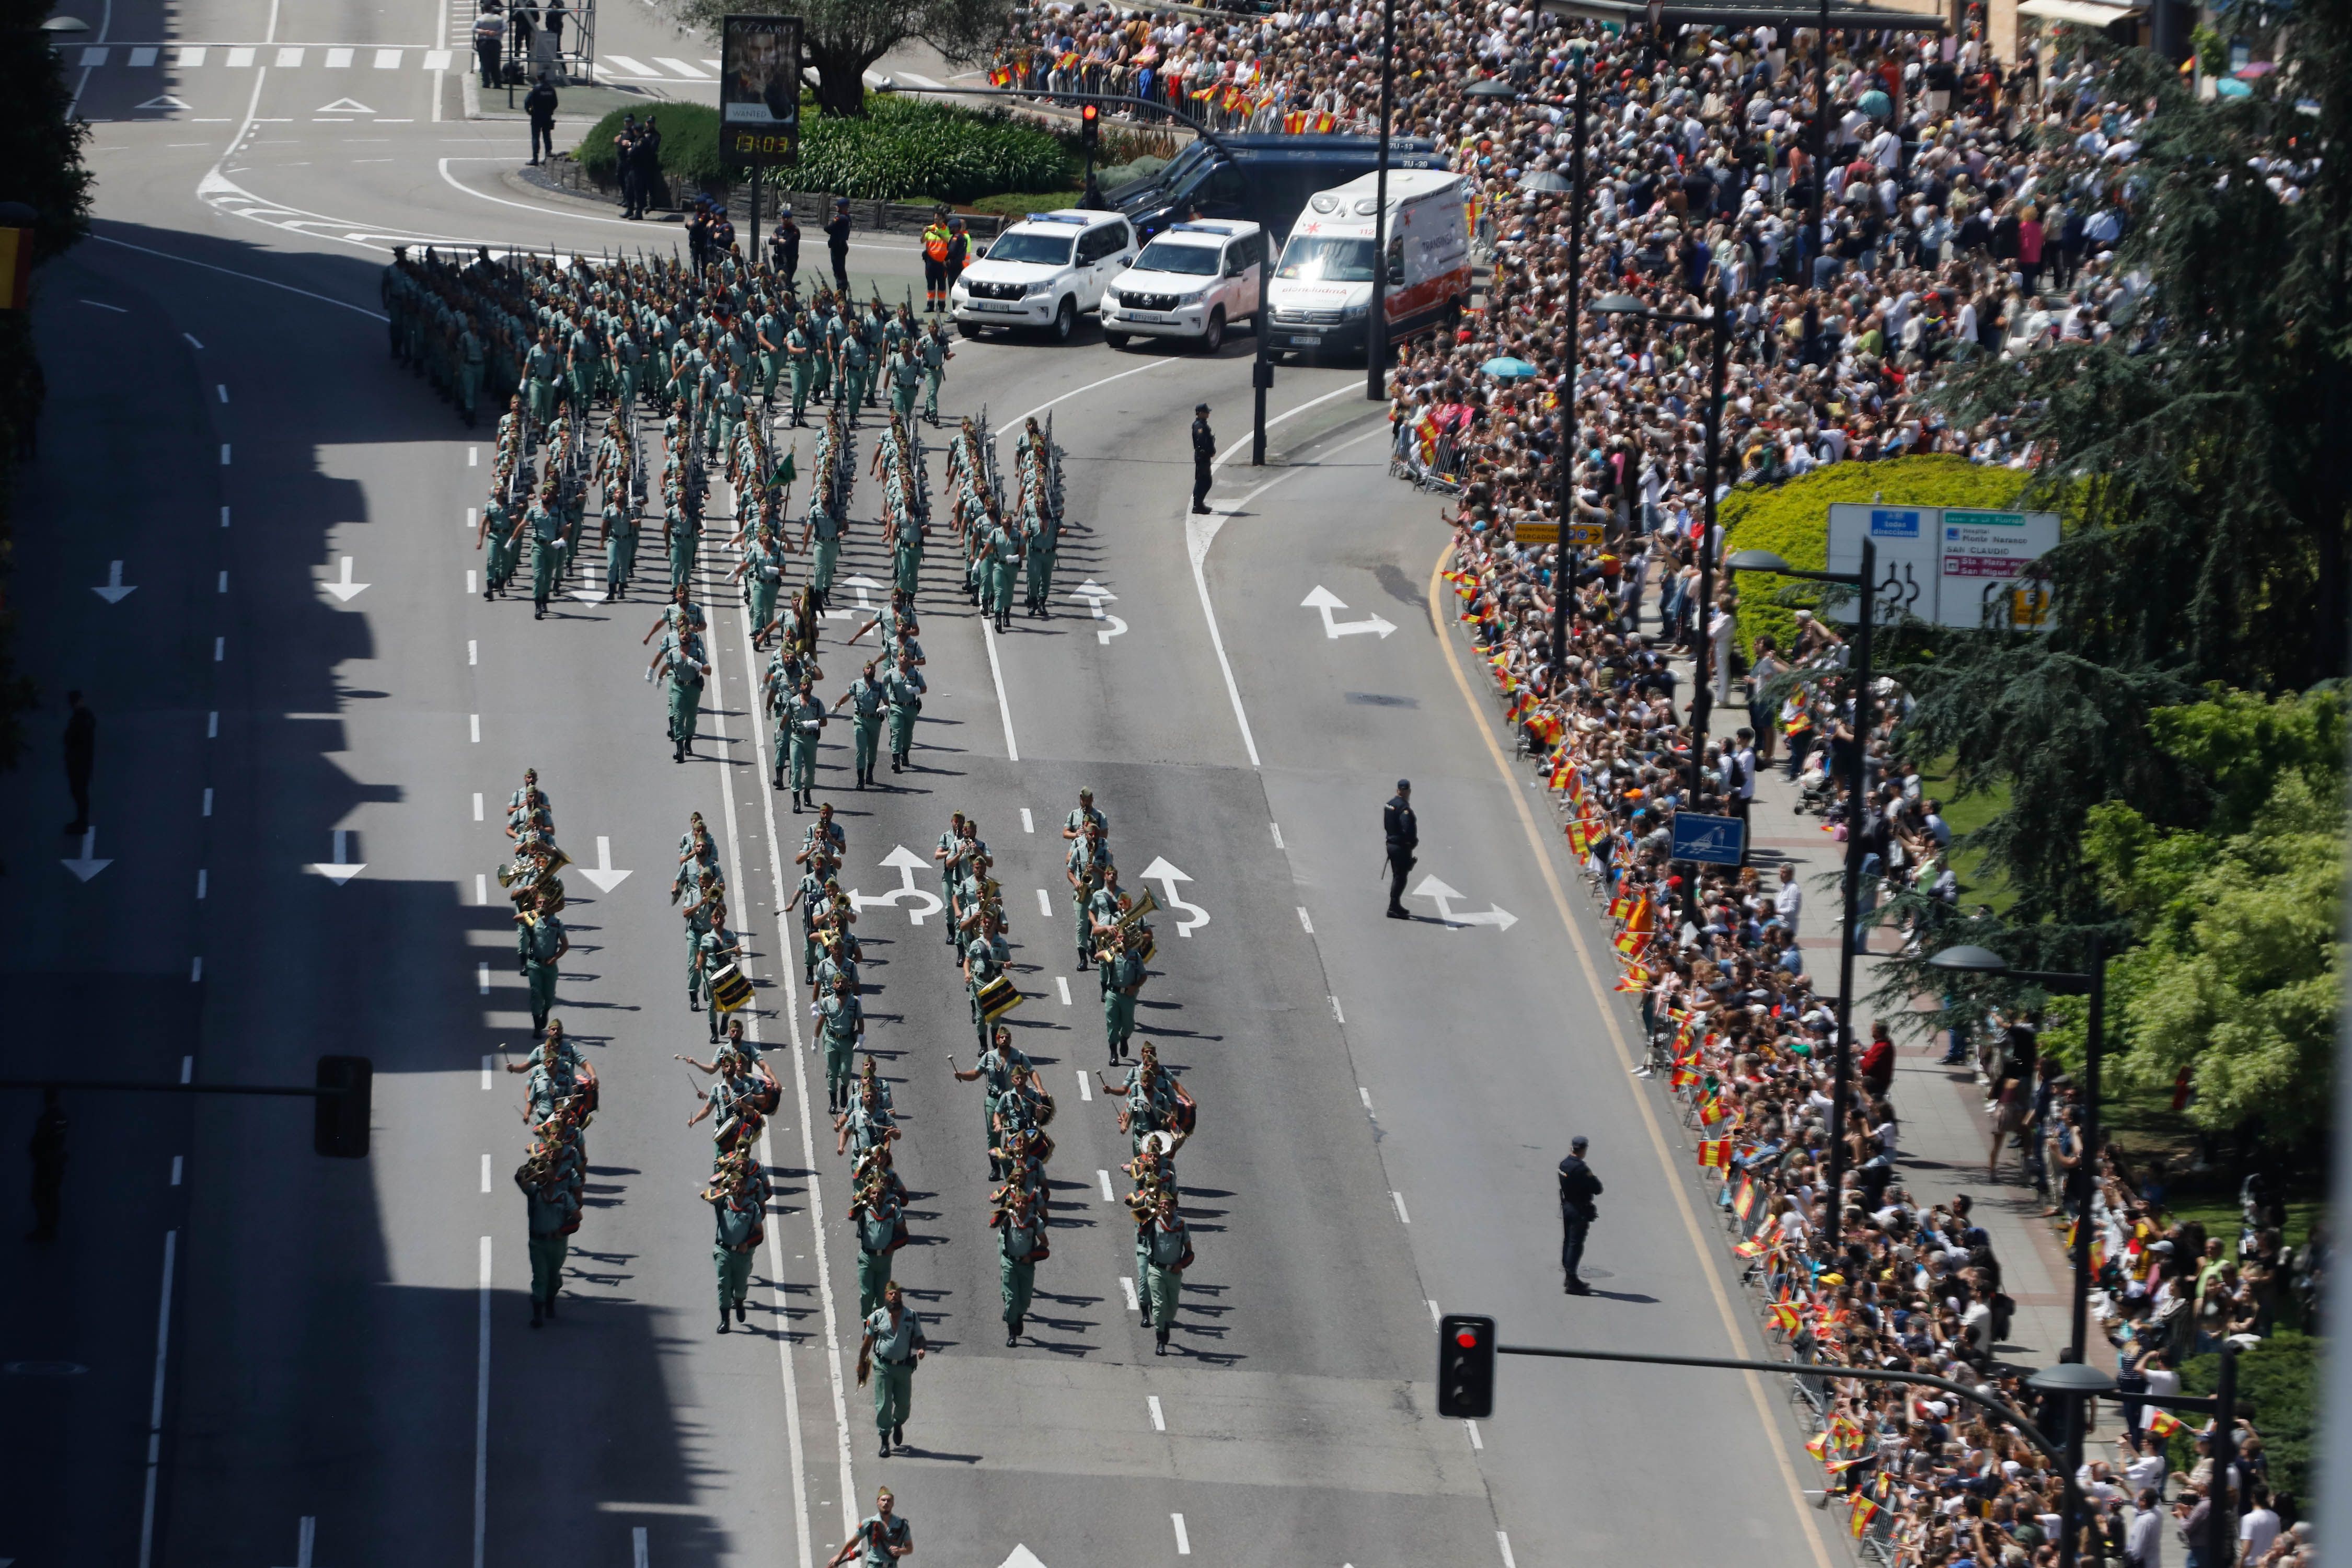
[1263,167,1471,361]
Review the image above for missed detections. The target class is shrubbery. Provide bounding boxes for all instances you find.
[2172,1332,2318,1504]
[574,95,1068,203]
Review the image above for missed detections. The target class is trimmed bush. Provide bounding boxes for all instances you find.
[2172,1332,2318,1505]
[969,190,1079,216]
[574,95,1068,203]
[1719,455,2027,661]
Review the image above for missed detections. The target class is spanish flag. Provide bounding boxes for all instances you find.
[1734,1238,1768,1258]
[987,66,1012,87]
[1734,1178,1758,1220]
[2145,1409,2185,1439]
[1848,1498,1881,1538]
[1613,929,1649,959]
[1625,894,1655,933]
[1806,1431,1831,1461]
[1770,1301,1802,1334]
[1057,50,1078,71]
[1566,820,1591,857]
[1669,1065,1700,1090]
[1612,964,1652,994]
[1696,1139,1730,1168]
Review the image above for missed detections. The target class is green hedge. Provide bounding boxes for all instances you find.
[2171,1332,2317,1505]
[574,95,1067,202]
[1719,456,2028,661]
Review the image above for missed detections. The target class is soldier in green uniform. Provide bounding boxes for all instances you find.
[526,483,567,619]
[825,1488,912,1566]
[1066,817,1112,969]
[518,1148,581,1328]
[710,364,747,461]
[837,318,871,429]
[961,910,1012,1051]
[601,490,638,601]
[830,660,887,790]
[732,518,785,647]
[457,314,486,427]
[478,490,518,599]
[783,310,815,426]
[847,1175,903,1317]
[856,1284,927,1458]
[818,968,864,1112]
[886,340,920,425]
[525,326,561,424]
[694,901,742,1044]
[521,890,569,1035]
[1099,921,1148,1064]
[708,1153,770,1333]
[754,296,785,409]
[679,864,722,1009]
[1023,479,1060,618]
[951,1027,1032,1174]
[1064,787,1108,847]
[782,676,827,812]
[648,624,711,763]
[994,1184,1043,1347]
[801,477,842,608]
[982,511,1022,634]
[564,314,599,417]
[881,649,925,776]
[918,319,949,424]
[1142,1191,1193,1354]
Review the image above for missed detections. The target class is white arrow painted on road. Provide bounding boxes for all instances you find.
[1410,874,1517,931]
[1070,579,1127,644]
[91,560,137,604]
[843,574,883,613]
[321,557,371,603]
[1139,856,1209,938]
[61,827,112,882]
[998,1550,1051,1568]
[316,97,377,114]
[848,845,945,926]
[1301,584,1396,640]
[571,549,606,603]
[133,94,191,111]
[576,836,632,893]
[313,829,367,884]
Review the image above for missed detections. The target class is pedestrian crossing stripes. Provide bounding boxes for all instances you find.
[67,44,722,77]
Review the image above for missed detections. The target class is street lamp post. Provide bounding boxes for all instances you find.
[1362,0,1398,402]
[1544,51,1587,679]
[1726,537,1877,1264]
[1929,938,2113,1568]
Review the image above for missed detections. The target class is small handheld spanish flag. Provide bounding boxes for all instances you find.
[1696,1138,1730,1168]
[1771,1301,1802,1334]
[1848,1498,1881,1539]
[2145,1409,2185,1439]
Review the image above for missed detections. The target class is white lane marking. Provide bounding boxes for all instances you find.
[1097,1169,1113,1201]
[207,711,217,737]
[1020,807,1033,834]
[479,1154,491,1193]
[180,1057,192,1084]
[1466,1420,1483,1449]
[171,1155,183,1186]
[275,45,303,64]
[980,618,1018,762]
[89,234,388,321]
[475,873,487,905]
[1148,1394,1166,1432]
[81,297,128,313]
[373,47,401,66]
[190,956,202,982]
[326,45,353,66]
[474,1236,490,1568]
[1056,976,1071,1006]
[129,44,157,64]
[481,1055,493,1091]
[135,1230,179,1568]
[1034,887,1051,917]
[1270,821,1283,848]
[82,44,108,64]
[468,639,477,665]
[227,44,253,64]
[216,570,227,592]
[1498,1531,1517,1568]
[467,570,477,595]
[212,636,225,661]
[219,442,230,464]
[1359,1086,1372,1112]
[215,383,227,402]
[477,962,489,995]
[1008,356,1173,429]
[1329,995,1344,1023]
[1428,1299,1440,1326]
[469,713,480,743]
[1076,1070,1091,1101]
[1392,1191,1410,1224]
[1172,1515,1190,1555]
[221,506,230,527]
[1120,1276,1139,1312]
[653,55,709,76]
[728,525,854,1548]
[1296,906,1312,933]
[468,446,477,466]
[602,52,654,74]
[202,788,214,816]
[1302,583,1398,639]
[633,1525,649,1568]
[195,869,207,899]
[472,792,483,822]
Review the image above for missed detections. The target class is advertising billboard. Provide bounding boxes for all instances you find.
[720,14,801,165]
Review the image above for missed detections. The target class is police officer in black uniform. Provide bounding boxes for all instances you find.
[1557,1135,1602,1295]
[1190,402,1214,515]
[1382,778,1415,919]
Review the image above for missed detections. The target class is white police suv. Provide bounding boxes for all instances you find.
[1100,219,1265,353]
[951,209,1138,344]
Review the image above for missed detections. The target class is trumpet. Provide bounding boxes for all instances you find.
[1117,890,1159,928]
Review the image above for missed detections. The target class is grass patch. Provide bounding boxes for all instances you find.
[1917,755,2014,914]
[967,190,1079,216]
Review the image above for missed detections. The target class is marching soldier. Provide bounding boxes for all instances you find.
[831,660,887,790]
[847,1175,905,1317]
[882,648,926,776]
[732,516,786,644]
[680,864,723,1009]
[825,1488,913,1566]
[918,317,949,425]
[960,908,1009,1051]
[817,968,864,1113]
[1066,817,1112,969]
[782,676,827,812]
[527,482,568,619]
[856,1282,927,1458]
[797,800,847,868]
[1142,1189,1192,1355]
[801,475,843,609]
[707,1152,770,1333]
[993,1183,1044,1347]
[647,620,711,763]
[519,887,569,1035]
[518,1147,581,1328]
[694,898,743,1044]
[887,339,921,425]
[1064,787,1108,846]
[950,1027,1032,1175]
[1098,920,1148,1064]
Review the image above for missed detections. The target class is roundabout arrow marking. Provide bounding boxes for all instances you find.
[849,845,945,926]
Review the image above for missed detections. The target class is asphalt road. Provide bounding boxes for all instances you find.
[1,4,1849,1564]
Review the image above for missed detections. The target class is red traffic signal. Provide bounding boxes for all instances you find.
[1437,1313,1496,1419]
[1080,101,1100,149]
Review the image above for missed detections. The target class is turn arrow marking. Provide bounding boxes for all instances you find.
[61,827,113,882]
[321,557,371,603]
[91,560,138,603]
[1409,874,1518,930]
[1301,584,1396,640]
[1068,579,1127,643]
[1139,856,1209,937]
[313,828,367,884]
[848,845,945,926]
[576,836,632,892]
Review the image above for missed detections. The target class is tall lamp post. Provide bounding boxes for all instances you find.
[1927,938,2112,1568]
[1362,0,1398,401]
[1531,44,1587,679]
[1724,538,1877,1263]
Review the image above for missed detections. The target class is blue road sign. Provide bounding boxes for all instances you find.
[1670,811,1746,866]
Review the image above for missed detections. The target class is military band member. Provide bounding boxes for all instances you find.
[848,1175,905,1317]
[856,1283,927,1458]
[1143,1189,1192,1355]
[519,888,569,1035]
[694,900,743,1044]
[518,1148,581,1328]
[707,1153,770,1333]
[824,1488,913,1566]
[817,968,865,1113]
[994,1183,1044,1347]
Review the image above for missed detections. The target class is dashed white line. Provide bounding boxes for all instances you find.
[1466,1420,1483,1449]
[1497,1531,1517,1568]
[1020,808,1034,833]
[481,1054,494,1090]
[216,570,227,592]
[1428,1299,1441,1326]
[468,446,478,466]
[207,711,218,738]
[212,636,224,661]
[466,569,477,595]
[195,869,207,900]
[1035,887,1052,917]
[468,639,478,665]
[475,873,487,905]
[1296,906,1313,933]
[220,506,229,527]
[1120,1276,1139,1311]
[81,297,128,313]
[171,1155,184,1186]
[219,443,230,465]
[1359,1086,1372,1111]
[1329,994,1345,1023]
[1391,1190,1410,1224]
[479,1154,491,1193]
[477,962,489,995]
[202,788,214,817]
[179,1056,192,1085]
[472,792,483,822]
[469,713,480,743]
[1056,975,1071,1006]
[189,956,202,983]
[1148,1394,1166,1431]
[1097,1169,1113,1201]
[1171,1515,1190,1556]
[184,332,204,349]
[1075,1070,1091,1101]
[1270,821,1283,848]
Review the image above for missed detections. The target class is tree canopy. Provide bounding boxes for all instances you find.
[667,0,1004,118]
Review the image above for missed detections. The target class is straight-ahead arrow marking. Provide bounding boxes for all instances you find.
[321,556,371,603]
[61,827,113,882]
[313,828,367,884]
[92,560,138,603]
[577,836,632,892]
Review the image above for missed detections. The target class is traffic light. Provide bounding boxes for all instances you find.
[314,1055,373,1158]
[1436,1313,1496,1418]
[1080,101,1100,151]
